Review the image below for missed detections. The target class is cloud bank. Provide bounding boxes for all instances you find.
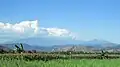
[0,20,39,33]
[0,20,77,43]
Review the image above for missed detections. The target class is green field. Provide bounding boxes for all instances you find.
[0,53,120,67]
[0,59,120,67]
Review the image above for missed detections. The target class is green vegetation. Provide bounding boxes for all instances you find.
[0,43,120,67]
[0,59,120,67]
[14,43,24,53]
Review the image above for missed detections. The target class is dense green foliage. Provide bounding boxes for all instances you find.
[0,53,120,62]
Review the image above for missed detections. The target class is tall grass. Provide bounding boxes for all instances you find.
[0,59,120,67]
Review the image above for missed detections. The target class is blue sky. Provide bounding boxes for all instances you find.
[0,0,120,44]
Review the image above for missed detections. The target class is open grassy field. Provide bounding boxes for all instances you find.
[0,59,120,67]
[0,53,120,67]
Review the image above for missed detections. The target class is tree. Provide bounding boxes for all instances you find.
[100,50,108,59]
[14,43,24,53]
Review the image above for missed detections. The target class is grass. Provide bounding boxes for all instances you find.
[0,59,120,67]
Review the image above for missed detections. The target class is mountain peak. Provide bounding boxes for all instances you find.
[89,39,110,43]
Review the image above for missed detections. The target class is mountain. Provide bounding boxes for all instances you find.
[51,45,98,52]
[8,37,82,46]
[81,39,118,48]
[0,45,10,51]
[9,37,119,48]
[3,37,120,52]
[0,43,96,52]
[0,43,54,51]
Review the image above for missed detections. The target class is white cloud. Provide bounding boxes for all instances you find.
[0,20,39,33]
[0,20,77,43]
[41,28,70,36]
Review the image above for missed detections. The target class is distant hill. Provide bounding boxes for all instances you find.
[8,37,118,48]
[0,45,10,51]
[9,37,119,47]
[0,43,53,51]
[0,43,120,52]
[51,45,95,52]
[83,39,118,48]
[2,37,120,52]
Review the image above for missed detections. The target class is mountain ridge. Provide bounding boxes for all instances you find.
[0,38,119,52]
[6,37,119,47]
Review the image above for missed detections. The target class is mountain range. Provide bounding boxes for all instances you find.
[8,37,119,47]
[0,37,120,52]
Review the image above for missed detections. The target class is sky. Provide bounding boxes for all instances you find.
[0,0,120,44]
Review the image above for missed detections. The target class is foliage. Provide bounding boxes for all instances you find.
[0,53,120,61]
[0,49,7,54]
[0,59,120,67]
[14,43,24,53]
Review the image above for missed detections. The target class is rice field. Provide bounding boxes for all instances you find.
[0,59,120,67]
[0,53,120,67]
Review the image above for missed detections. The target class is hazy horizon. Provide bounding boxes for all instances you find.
[0,0,120,44]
